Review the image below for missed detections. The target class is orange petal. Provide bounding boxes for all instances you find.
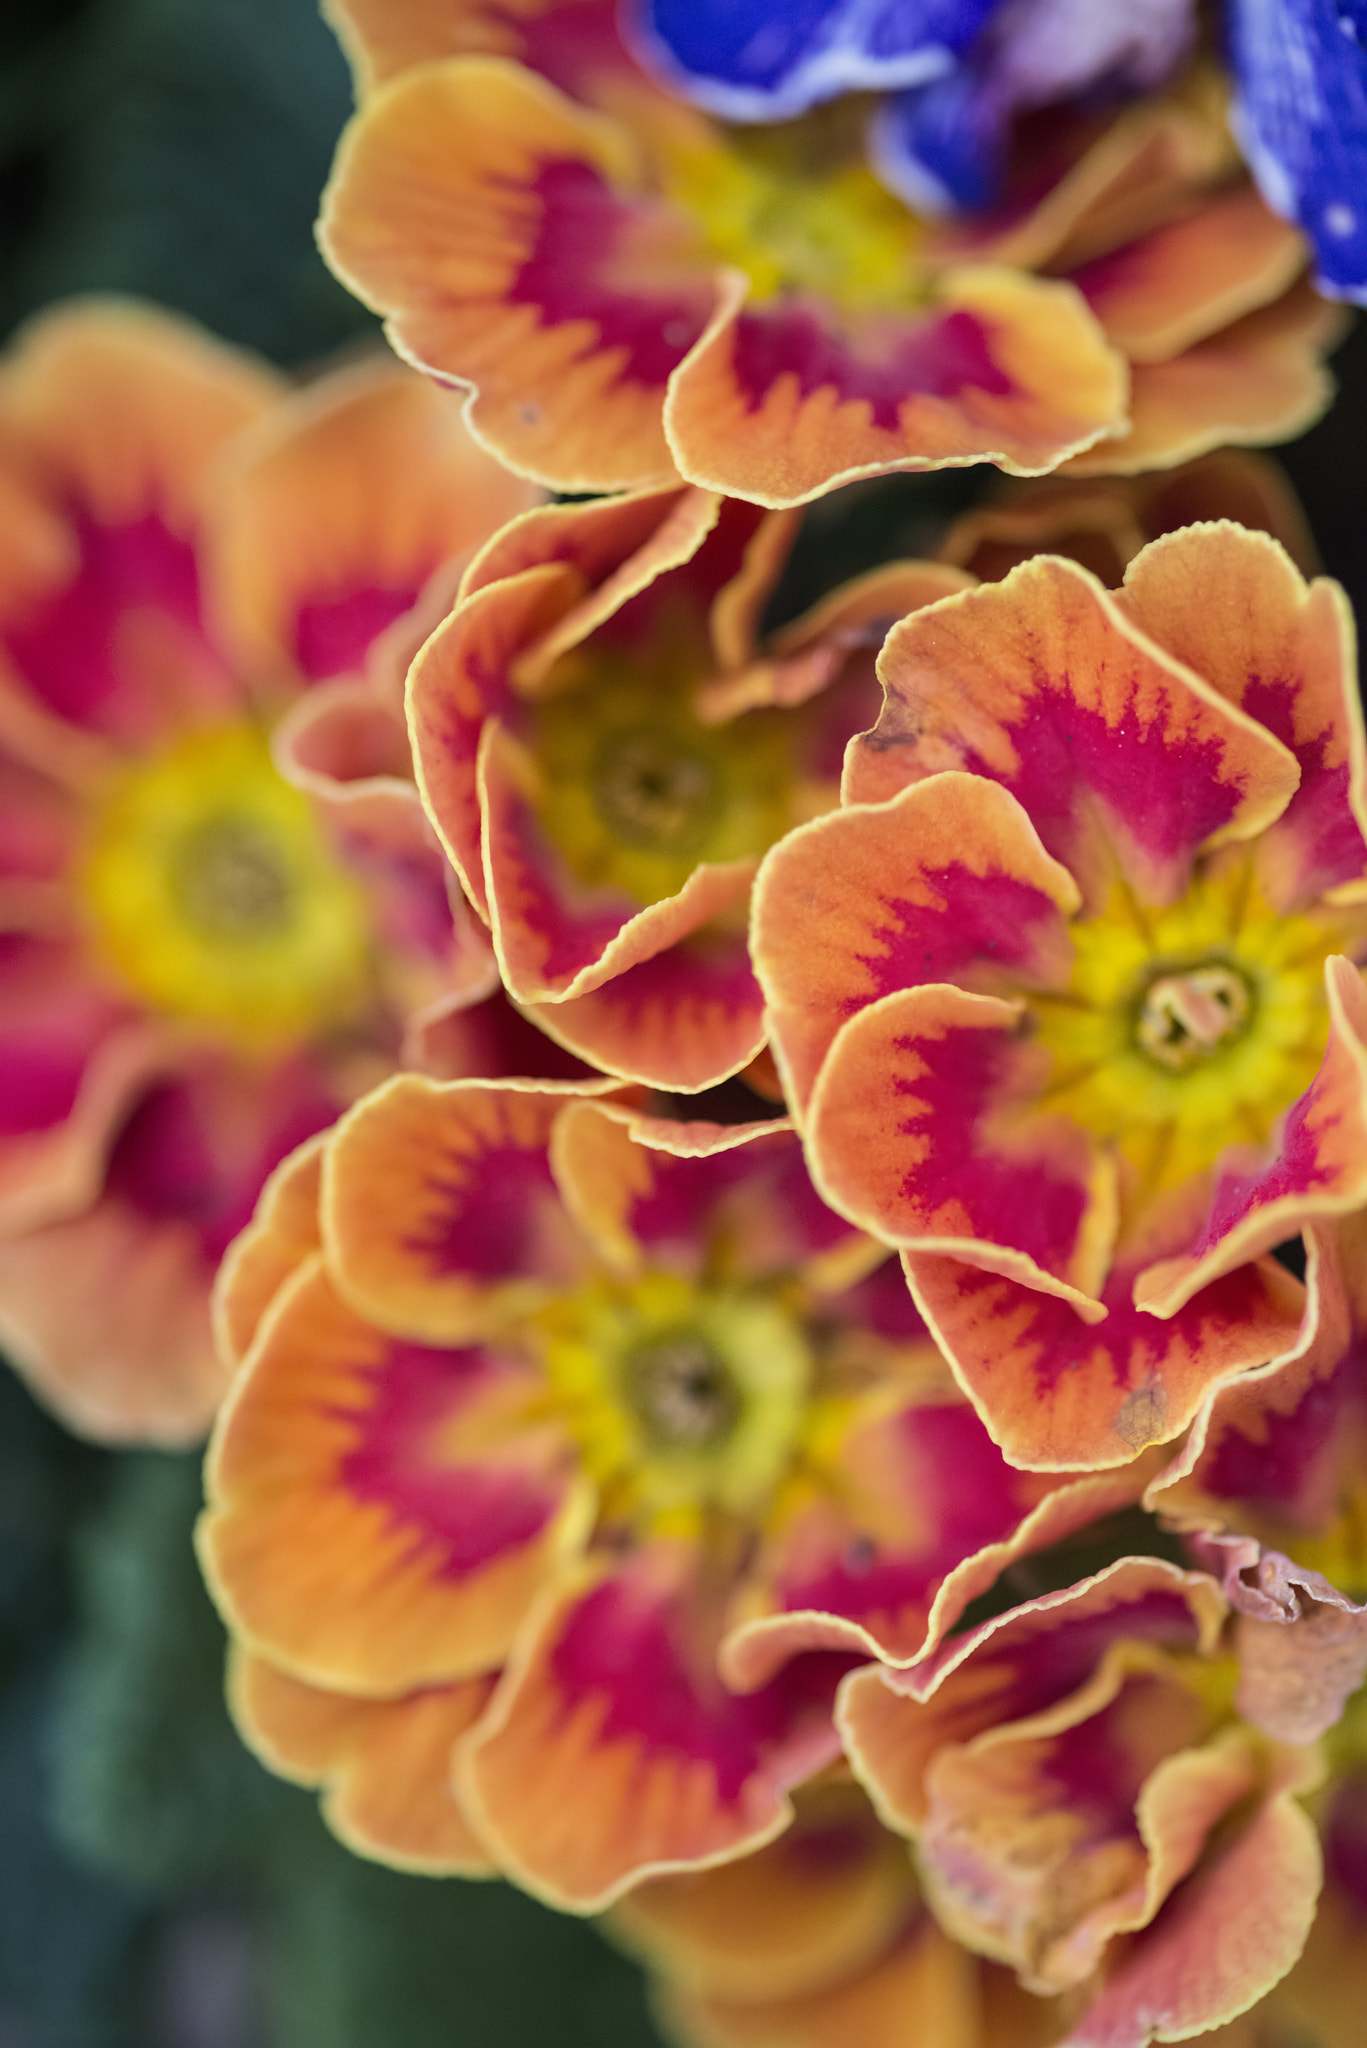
[319,59,709,492]
[752,773,1079,1121]
[608,1777,916,2006]
[212,1132,326,1370]
[323,1075,603,1341]
[202,1253,583,1692]
[229,1645,496,1874]
[459,1549,845,1910]
[665,266,1128,510]
[1117,522,1367,910]
[206,355,539,689]
[1063,280,1347,479]
[846,555,1300,910]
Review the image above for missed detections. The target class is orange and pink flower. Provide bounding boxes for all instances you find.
[754,519,1367,1471]
[0,298,533,1441]
[407,479,966,1090]
[314,0,1341,506]
[200,1074,1152,1906]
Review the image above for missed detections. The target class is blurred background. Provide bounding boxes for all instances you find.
[2,1,1366,2041]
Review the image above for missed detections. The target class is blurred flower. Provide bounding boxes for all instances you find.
[634,0,1367,305]
[753,520,1367,1472]
[838,1558,1322,2046]
[201,1078,1153,1904]
[0,299,533,1443]
[407,482,965,1089]
[935,446,1318,588]
[315,0,1339,505]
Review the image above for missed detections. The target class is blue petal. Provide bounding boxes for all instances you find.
[1229,0,1367,301]
[870,68,1006,212]
[629,0,997,122]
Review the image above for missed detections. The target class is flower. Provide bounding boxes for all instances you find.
[406,479,966,1089]
[838,1557,1322,2047]
[315,0,1339,505]
[200,1075,1153,1905]
[0,298,533,1442]
[635,0,1367,307]
[752,519,1367,1472]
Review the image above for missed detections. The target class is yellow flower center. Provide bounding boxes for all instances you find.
[535,1271,812,1534]
[530,627,796,905]
[1032,857,1349,1212]
[82,721,370,1047]
[661,101,925,314]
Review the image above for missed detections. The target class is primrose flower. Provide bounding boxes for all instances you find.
[406,482,966,1090]
[0,299,533,1442]
[315,0,1338,506]
[839,1557,1323,2047]
[752,519,1367,1473]
[636,0,1367,307]
[200,1076,1153,1906]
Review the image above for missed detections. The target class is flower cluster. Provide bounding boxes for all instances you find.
[6,1,1367,2044]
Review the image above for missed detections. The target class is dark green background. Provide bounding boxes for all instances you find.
[1,1,1364,2040]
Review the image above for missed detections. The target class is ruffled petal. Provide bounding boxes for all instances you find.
[458,1545,847,1909]
[1117,521,1367,911]
[323,1075,604,1341]
[319,59,714,491]
[201,1254,584,1692]
[752,772,1079,1119]
[907,1245,1305,1471]
[665,265,1128,508]
[229,1645,496,1874]
[846,554,1301,910]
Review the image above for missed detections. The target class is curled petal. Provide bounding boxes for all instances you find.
[324,1075,603,1342]
[229,1646,496,1874]
[201,1255,584,1693]
[213,1132,326,1370]
[847,554,1301,909]
[752,772,1079,1119]
[1118,521,1367,910]
[665,265,1128,510]
[458,1547,847,1910]
[907,1247,1305,1471]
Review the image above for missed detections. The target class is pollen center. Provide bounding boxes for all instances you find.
[1135,964,1251,1069]
[592,729,719,855]
[625,1328,740,1448]
[663,102,924,314]
[82,721,370,1046]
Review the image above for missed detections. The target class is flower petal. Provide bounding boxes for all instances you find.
[323,1075,603,1341]
[753,772,1079,1120]
[213,1131,327,1370]
[665,265,1128,509]
[206,356,539,689]
[458,1546,847,1909]
[846,554,1301,910]
[907,1246,1306,1471]
[201,1253,583,1692]
[1117,522,1367,910]
[319,59,713,492]
[608,1775,917,2006]
[229,1645,496,1874]
[1062,279,1347,478]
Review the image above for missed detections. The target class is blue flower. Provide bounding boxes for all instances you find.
[633,0,1367,301]
[1229,0,1367,302]
[628,0,995,121]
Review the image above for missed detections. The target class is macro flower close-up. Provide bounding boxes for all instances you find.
[316,0,1344,504]
[3,2,1367,2044]
[756,518,1367,1469]
[0,298,533,1441]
